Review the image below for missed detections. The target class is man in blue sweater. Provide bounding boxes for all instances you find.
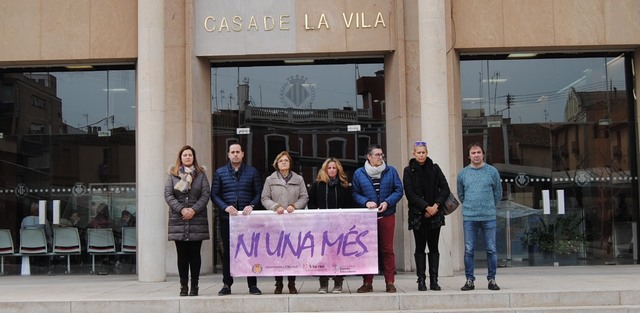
[211,143,263,296]
[457,142,502,291]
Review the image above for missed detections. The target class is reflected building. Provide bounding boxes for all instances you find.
[0,73,136,254]
[211,72,386,184]
[462,83,636,265]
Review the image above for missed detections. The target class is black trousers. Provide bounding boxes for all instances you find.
[412,223,441,254]
[220,217,257,287]
[175,240,202,284]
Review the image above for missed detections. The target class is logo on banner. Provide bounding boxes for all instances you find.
[252,264,263,274]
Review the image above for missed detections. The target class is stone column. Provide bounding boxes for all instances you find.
[136,0,166,282]
[418,0,453,276]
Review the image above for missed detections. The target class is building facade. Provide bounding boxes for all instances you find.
[0,0,638,282]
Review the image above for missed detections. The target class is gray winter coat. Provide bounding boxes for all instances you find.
[164,167,211,241]
[261,171,309,211]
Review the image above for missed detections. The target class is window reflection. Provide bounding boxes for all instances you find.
[0,69,136,275]
[461,56,627,124]
[460,53,637,267]
[210,61,386,272]
[211,62,385,183]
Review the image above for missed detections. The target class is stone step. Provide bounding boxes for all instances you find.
[0,265,638,313]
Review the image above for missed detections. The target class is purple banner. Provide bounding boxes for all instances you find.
[229,209,378,277]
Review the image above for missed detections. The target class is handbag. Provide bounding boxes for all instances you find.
[443,192,459,215]
[434,163,459,215]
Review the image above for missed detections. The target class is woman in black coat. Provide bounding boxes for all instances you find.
[402,141,450,291]
[308,157,354,294]
[164,145,210,296]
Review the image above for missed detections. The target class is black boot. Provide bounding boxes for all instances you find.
[428,252,441,291]
[179,280,189,296]
[189,279,199,296]
[415,253,427,291]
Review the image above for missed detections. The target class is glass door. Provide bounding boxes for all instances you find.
[210,60,386,270]
[461,53,637,267]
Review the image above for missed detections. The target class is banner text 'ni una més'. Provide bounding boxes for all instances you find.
[229,209,378,276]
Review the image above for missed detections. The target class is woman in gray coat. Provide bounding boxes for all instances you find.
[261,151,308,294]
[164,145,210,296]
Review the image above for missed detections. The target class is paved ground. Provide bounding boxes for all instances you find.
[0,264,637,301]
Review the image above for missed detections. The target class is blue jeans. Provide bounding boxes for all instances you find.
[463,220,497,281]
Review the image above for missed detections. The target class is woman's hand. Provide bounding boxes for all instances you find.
[181,207,195,220]
[286,205,296,213]
[276,206,285,214]
[424,204,439,218]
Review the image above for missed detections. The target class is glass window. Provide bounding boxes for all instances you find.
[211,61,385,183]
[0,68,136,275]
[460,53,637,267]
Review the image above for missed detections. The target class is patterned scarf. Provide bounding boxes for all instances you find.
[174,165,195,193]
[278,171,293,183]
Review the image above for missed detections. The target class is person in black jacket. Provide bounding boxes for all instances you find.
[164,145,210,297]
[211,143,263,296]
[402,141,450,291]
[308,157,354,294]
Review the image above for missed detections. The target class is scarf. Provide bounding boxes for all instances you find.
[365,161,386,179]
[328,177,339,187]
[174,165,195,193]
[278,171,293,183]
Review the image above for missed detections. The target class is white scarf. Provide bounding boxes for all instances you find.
[365,161,386,179]
[174,165,195,193]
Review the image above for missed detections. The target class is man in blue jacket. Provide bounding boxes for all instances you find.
[352,144,404,293]
[211,143,263,296]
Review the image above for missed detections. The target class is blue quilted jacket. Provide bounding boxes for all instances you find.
[211,163,263,220]
[351,164,404,217]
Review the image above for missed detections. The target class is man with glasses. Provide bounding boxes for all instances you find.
[351,144,404,293]
[457,142,502,291]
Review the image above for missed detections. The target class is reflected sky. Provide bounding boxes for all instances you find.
[55,70,136,131]
[460,55,626,124]
[212,63,383,112]
[37,56,628,131]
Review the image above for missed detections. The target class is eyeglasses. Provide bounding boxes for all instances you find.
[415,141,427,147]
[370,153,385,158]
[277,159,290,163]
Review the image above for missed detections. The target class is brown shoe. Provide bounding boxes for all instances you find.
[357,282,373,293]
[288,282,298,294]
[332,281,343,294]
[274,281,283,294]
[386,282,397,293]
